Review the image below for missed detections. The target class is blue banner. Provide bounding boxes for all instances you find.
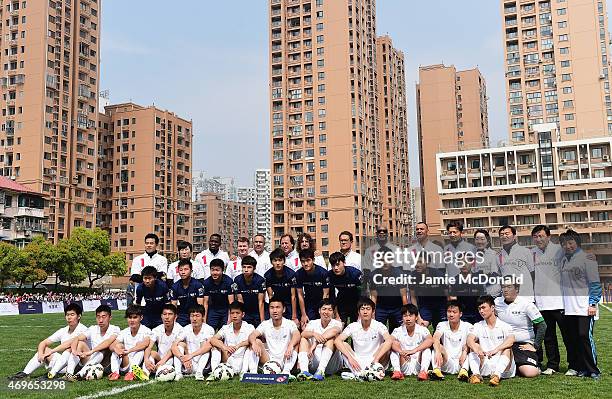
[240,373,289,384]
[101,299,119,310]
[17,301,43,315]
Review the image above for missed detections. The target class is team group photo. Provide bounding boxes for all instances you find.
[0,0,611,398]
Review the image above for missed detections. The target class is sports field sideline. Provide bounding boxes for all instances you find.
[0,310,609,399]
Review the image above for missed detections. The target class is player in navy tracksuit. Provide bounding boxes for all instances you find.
[409,258,448,329]
[203,259,235,330]
[264,248,298,325]
[369,252,408,332]
[328,251,362,325]
[295,248,330,328]
[135,266,169,329]
[232,255,266,326]
[170,259,205,326]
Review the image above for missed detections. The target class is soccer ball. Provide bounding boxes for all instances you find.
[82,364,104,381]
[370,362,386,381]
[211,363,235,381]
[155,365,176,382]
[262,360,282,374]
[360,363,385,382]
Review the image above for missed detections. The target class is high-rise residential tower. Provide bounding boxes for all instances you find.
[416,64,489,233]
[0,0,101,242]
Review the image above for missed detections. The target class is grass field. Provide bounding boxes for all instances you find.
[0,310,610,399]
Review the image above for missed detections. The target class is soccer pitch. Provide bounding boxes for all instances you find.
[0,311,609,399]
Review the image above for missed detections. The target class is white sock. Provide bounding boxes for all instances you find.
[110,353,121,374]
[461,356,469,370]
[120,365,130,373]
[282,351,297,374]
[494,355,510,377]
[240,350,253,375]
[317,347,333,374]
[129,351,144,368]
[46,353,59,371]
[23,354,42,375]
[173,356,182,374]
[431,352,440,369]
[249,351,259,373]
[390,352,401,371]
[468,352,481,375]
[420,349,432,372]
[298,352,309,373]
[66,354,79,375]
[211,349,221,371]
[50,351,72,375]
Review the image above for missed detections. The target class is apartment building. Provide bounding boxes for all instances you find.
[0,0,101,242]
[376,35,411,241]
[436,124,612,277]
[502,0,612,143]
[269,0,410,252]
[417,64,489,233]
[255,168,272,249]
[0,175,47,246]
[96,103,193,260]
[192,192,254,255]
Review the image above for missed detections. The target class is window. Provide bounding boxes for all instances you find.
[593,169,605,178]
[560,60,570,67]
[562,87,573,94]
[316,35,324,43]
[565,127,575,134]
[557,8,566,15]
[592,147,603,158]
[558,21,567,28]
[565,113,574,120]
[561,73,571,81]
[559,47,569,54]
[559,34,568,41]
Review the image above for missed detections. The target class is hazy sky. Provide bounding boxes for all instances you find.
[100,0,612,186]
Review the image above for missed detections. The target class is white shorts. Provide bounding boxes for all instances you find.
[309,345,342,375]
[398,354,422,376]
[227,352,246,374]
[480,353,516,378]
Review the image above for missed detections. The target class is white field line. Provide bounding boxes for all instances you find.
[74,380,157,399]
[600,303,612,312]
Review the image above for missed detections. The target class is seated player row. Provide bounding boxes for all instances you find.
[13,283,593,384]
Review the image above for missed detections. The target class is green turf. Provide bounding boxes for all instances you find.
[0,311,609,399]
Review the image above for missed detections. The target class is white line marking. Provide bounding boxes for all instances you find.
[74,380,157,399]
[0,348,34,352]
[600,303,612,312]
[0,325,58,328]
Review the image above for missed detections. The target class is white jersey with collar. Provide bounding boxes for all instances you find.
[194,249,230,280]
[248,249,272,276]
[131,252,169,276]
[47,323,88,344]
[285,250,301,272]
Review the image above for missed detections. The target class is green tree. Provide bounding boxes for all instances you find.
[65,227,126,288]
[11,248,47,288]
[0,242,18,288]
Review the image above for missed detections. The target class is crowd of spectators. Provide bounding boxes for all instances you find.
[0,291,127,303]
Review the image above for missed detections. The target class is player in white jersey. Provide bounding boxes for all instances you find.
[109,305,151,381]
[467,295,516,386]
[172,304,216,380]
[226,237,251,280]
[495,284,546,378]
[10,303,87,380]
[430,300,472,381]
[280,234,302,272]
[144,303,183,378]
[339,231,362,271]
[167,241,194,284]
[66,305,120,381]
[194,233,230,281]
[130,233,169,283]
[334,298,393,380]
[389,304,433,381]
[248,297,301,376]
[296,299,343,381]
[209,302,256,377]
[249,234,272,276]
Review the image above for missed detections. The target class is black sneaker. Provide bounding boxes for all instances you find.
[8,372,29,380]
